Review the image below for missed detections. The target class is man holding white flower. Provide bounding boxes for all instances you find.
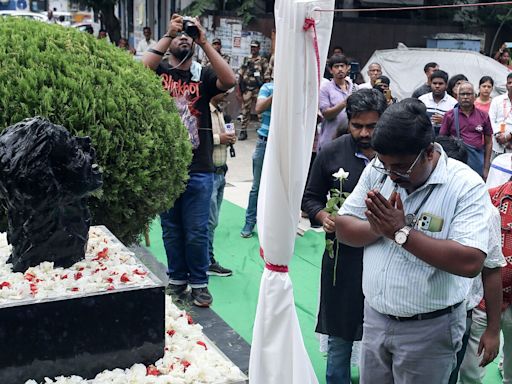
[302,89,387,384]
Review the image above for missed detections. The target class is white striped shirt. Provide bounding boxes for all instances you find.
[339,147,490,317]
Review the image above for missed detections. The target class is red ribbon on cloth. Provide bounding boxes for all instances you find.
[260,247,289,273]
[303,17,321,86]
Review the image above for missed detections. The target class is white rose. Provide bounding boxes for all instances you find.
[332,168,349,180]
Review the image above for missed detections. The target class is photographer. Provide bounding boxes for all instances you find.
[142,14,236,308]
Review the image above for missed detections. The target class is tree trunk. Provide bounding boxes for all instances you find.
[96,2,121,45]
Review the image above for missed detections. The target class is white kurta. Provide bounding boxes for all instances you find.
[248,1,334,383]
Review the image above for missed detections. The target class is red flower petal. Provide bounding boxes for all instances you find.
[181,360,191,371]
[120,273,130,283]
[146,365,160,376]
[197,341,207,350]
[29,283,38,295]
[74,272,83,280]
[71,287,79,292]
[92,250,106,261]
[166,329,176,337]
[60,274,68,280]
[0,282,11,289]
[133,269,147,276]
[24,273,36,282]
[107,285,115,291]
[106,277,113,283]
[186,313,194,325]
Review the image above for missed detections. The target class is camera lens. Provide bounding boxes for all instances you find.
[183,19,199,39]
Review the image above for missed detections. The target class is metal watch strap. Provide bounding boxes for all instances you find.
[395,226,412,246]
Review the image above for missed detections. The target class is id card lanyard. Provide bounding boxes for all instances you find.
[404,185,436,227]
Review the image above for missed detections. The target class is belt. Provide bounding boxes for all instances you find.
[386,301,463,322]
[213,164,227,174]
[258,135,268,141]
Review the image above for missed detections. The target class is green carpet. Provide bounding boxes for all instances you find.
[145,200,502,384]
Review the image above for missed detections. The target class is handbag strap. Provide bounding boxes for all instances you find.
[454,106,461,139]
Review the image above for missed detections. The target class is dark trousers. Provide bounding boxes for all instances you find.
[160,172,214,287]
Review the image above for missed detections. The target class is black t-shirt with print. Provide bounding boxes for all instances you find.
[156,62,222,173]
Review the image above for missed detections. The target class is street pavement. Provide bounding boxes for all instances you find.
[224,119,316,235]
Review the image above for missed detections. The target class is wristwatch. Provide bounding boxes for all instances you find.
[394,226,412,246]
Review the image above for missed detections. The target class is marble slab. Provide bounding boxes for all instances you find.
[0,226,165,384]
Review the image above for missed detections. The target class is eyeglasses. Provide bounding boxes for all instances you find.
[372,149,425,180]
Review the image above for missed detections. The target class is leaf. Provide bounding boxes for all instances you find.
[325,239,334,259]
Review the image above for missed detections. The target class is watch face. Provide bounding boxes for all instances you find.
[395,231,407,245]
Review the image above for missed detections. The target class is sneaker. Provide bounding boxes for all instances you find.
[240,223,254,238]
[191,287,213,307]
[165,283,189,299]
[207,262,233,277]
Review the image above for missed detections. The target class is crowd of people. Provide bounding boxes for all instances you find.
[138,13,512,384]
[300,46,512,383]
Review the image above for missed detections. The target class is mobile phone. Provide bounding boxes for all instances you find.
[506,42,512,48]
[418,213,444,232]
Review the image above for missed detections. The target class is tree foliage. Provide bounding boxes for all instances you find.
[0,18,192,244]
[183,0,258,25]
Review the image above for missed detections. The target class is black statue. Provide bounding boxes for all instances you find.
[0,117,102,273]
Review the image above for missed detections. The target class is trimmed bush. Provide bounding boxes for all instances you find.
[0,18,192,244]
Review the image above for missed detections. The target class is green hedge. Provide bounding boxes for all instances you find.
[0,18,192,244]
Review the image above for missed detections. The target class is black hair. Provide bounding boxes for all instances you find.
[447,74,468,97]
[434,136,468,164]
[423,62,438,73]
[332,46,344,53]
[346,89,387,121]
[143,26,151,32]
[371,98,433,156]
[328,54,349,68]
[479,76,494,87]
[507,73,512,81]
[430,70,449,84]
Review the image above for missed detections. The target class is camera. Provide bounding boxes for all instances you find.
[182,17,199,39]
[349,61,360,82]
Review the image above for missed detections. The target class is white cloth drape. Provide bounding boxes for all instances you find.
[487,153,512,188]
[248,1,334,383]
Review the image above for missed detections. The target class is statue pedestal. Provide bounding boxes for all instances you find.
[0,226,165,384]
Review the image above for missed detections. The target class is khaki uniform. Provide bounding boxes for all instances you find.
[238,55,270,131]
[201,53,231,67]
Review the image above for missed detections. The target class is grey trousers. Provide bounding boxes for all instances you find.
[360,301,466,384]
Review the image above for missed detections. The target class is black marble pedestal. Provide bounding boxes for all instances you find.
[0,226,165,384]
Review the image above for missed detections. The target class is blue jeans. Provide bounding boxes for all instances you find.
[244,137,267,227]
[326,336,353,384]
[208,170,226,264]
[160,172,213,288]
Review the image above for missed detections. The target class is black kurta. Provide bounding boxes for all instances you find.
[302,134,368,341]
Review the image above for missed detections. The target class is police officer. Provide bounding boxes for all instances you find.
[202,38,231,66]
[237,40,269,140]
